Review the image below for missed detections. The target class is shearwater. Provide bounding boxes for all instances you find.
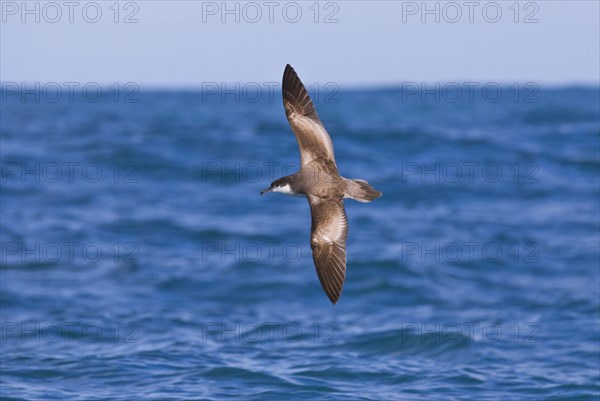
[260,64,382,304]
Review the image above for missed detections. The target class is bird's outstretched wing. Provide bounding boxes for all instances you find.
[283,64,336,167]
[307,195,348,304]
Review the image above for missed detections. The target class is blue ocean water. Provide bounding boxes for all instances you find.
[1,86,599,400]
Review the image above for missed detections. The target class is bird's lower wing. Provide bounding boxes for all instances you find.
[307,195,348,304]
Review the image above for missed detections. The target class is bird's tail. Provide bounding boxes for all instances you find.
[344,178,382,203]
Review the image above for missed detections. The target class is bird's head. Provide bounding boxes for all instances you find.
[260,177,294,195]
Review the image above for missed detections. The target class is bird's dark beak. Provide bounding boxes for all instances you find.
[260,187,273,195]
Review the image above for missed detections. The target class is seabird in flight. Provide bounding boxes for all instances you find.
[261,64,382,304]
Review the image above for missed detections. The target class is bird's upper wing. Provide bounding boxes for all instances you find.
[282,64,336,167]
[307,194,348,304]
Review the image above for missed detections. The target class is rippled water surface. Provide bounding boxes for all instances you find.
[1,88,599,400]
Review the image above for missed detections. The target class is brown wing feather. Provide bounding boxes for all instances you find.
[283,64,336,166]
[307,195,348,304]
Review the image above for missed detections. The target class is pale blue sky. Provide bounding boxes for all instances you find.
[1,1,599,88]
